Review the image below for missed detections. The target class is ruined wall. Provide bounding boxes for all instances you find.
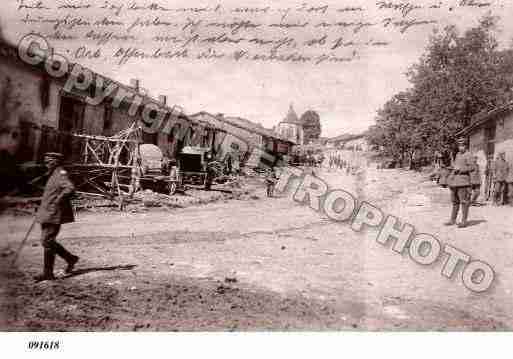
[0,56,61,161]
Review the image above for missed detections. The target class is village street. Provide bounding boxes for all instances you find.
[1,166,513,331]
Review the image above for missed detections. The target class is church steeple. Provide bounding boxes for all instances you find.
[282,103,300,124]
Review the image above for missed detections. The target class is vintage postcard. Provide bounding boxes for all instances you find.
[1,0,513,354]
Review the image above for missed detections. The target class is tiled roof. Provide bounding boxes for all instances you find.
[456,102,513,137]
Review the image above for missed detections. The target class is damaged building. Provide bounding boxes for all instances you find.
[0,38,224,192]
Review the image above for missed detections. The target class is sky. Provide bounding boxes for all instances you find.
[2,0,513,137]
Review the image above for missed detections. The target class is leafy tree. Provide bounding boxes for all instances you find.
[300,110,321,144]
[368,15,513,166]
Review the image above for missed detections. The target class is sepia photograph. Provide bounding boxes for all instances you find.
[1,0,513,356]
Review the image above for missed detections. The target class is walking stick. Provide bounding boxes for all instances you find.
[11,217,37,267]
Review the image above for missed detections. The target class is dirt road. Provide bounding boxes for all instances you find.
[1,167,511,330]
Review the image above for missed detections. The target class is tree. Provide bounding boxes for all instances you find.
[300,110,321,144]
[407,15,513,146]
[368,91,423,166]
[369,14,513,166]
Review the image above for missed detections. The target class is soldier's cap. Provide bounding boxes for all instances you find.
[43,152,64,161]
[456,137,467,144]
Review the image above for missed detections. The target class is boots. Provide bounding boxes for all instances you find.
[444,205,459,226]
[65,255,79,274]
[53,242,79,274]
[458,204,470,228]
[33,248,56,281]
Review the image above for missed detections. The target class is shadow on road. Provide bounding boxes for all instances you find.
[62,264,137,279]
[465,219,487,227]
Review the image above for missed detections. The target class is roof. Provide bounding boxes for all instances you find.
[190,111,294,144]
[327,133,365,143]
[224,116,290,142]
[456,102,513,137]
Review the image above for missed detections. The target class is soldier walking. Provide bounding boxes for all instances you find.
[470,155,482,206]
[444,138,474,228]
[34,152,79,281]
[492,152,509,206]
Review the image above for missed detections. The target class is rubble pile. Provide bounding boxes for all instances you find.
[0,173,264,217]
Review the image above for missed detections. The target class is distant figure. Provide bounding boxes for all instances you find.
[507,159,513,206]
[438,155,451,188]
[470,155,482,206]
[445,138,473,228]
[484,156,493,200]
[265,167,278,197]
[492,152,509,206]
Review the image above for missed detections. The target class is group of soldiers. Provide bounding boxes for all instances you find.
[437,138,513,229]
[488,151,513,206]
[327,153,362,175]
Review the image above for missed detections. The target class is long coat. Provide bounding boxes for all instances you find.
[36,166,75,224]
[448,151,473,188]
[508,161,513,183]
[492,159,509,182]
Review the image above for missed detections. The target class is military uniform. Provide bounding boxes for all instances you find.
[470,160,481,205]
[34,153,79,281]
[492,155,509,205]
[507,160,513,206]
[445,143,474,228]
[265,169,278,197]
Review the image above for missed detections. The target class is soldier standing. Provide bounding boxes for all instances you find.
[444,138,474,228]
[265,167,278,197]
[492,152,509,206]
[34,152,79,281]
[438,157,451,188]
[470,155,482,206]
[484,155,493,200]
[507,158,513,206]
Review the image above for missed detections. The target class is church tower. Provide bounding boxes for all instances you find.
[276,104,304,145]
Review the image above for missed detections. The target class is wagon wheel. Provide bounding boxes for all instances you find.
[167,181,177,196]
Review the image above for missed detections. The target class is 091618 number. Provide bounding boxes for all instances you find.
[27,341,60,350]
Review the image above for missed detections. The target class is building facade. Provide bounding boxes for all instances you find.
[276,104,304,145]
[457,102,513,196]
